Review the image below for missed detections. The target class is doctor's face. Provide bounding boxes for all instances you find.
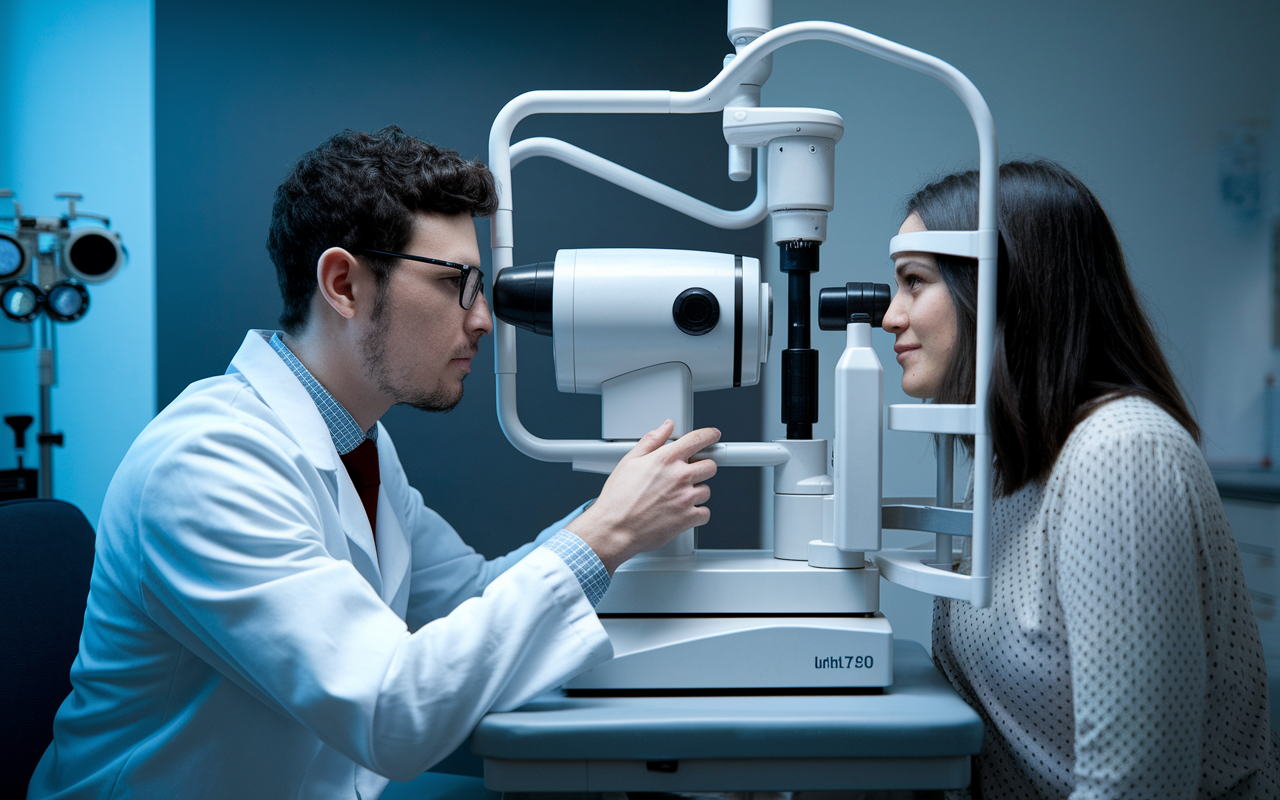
[882,212,958,399]
[359,212,492,412]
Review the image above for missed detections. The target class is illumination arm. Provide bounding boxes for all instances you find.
[510,137,768,230]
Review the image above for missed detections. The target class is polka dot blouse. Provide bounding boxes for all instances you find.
[933,396,1279,799]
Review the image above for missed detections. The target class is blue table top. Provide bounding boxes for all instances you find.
[472,639,983,761]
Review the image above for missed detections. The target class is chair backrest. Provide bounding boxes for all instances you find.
[0,498,96,793]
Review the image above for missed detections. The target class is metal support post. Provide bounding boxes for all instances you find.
[934,433,955,567]
[35,318,63,498]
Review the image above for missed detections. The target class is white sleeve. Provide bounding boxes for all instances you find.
[136,423,612,782]
[375,427,592,629]
[1048,423,1206,800]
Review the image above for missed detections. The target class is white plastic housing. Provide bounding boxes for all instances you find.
[566,614,893,689]
[774,493,827,560]
[766,135,836,213]
[771,438,831,560]
[728,144,753,182]
[722,106,844,149]
[599,549,879,615]
[833,322,882,552]
[887,403,976,434]
[728,0,772,47]
[721,107,842,242]
[771,209,828,243]
[807,536,864,569]
[551,248,770,395]
[601,362,693,439]
[771,438,831,495]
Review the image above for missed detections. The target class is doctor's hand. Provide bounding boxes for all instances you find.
[566,420,720,576]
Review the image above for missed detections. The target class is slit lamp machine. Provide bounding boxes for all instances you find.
[488,0,998,690]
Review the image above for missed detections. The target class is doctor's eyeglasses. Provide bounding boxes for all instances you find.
[356,248,484,310]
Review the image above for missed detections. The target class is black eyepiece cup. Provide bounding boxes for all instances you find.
[492,262,555,336]
[818,282,891,330]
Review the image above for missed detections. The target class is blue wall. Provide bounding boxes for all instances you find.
[0,0,156,525]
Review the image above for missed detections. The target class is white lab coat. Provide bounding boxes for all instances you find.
[28,330,612,800]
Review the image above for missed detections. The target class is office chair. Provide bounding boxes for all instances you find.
[0,498,96,795]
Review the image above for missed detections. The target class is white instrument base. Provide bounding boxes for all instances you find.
[566,614,894,690]
[598,549,879,615]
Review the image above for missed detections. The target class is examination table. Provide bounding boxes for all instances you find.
[470,640,983,793]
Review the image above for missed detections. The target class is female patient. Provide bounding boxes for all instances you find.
[884,160,1278,798]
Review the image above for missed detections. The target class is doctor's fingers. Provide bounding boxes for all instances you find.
[663,427,721,462]
[682,457,718,485]
[685,482,712,507]
[622,420,676,463]
[687,502,712,528]
[662,482,710,517]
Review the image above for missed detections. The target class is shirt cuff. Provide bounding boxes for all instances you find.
[541,529,610,607]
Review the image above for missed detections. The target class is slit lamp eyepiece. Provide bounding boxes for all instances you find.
[818,282,891,329]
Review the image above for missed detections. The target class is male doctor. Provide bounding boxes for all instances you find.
[29,127,720,799]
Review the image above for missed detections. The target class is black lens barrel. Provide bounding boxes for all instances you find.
[818,282,891,330]
[779,241,822,440]
[492,262,555,336]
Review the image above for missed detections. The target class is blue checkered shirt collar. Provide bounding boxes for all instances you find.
[269,332,377,456]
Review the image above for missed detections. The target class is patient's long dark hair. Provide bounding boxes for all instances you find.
[905,160,1198,495]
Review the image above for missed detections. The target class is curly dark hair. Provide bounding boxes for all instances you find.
[267,126,499,333]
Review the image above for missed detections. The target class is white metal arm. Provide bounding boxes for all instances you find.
[494,380,791,472]
[510,137,768,230]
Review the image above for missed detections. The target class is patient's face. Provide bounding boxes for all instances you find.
[882,212,957,399]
